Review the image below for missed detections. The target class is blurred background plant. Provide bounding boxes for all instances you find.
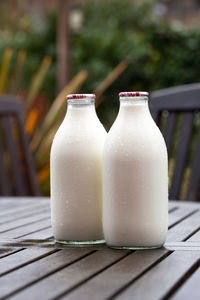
[0,0,200,195]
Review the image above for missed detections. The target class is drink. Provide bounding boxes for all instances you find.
[103,92,168,249]
[50,94,107,244]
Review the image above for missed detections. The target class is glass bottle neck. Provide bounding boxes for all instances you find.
[67,97,95,106]
[66,98,96,120]
[119,96,148,105]
[118,96,150,118]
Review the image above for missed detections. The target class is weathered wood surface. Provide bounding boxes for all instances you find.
[0,197,199,300]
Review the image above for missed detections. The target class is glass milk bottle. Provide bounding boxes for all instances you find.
[50,94,107,245]
[103,91,168,249]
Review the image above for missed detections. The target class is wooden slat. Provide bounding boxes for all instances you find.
[0,197,49,208]
[170,113,194,199]
[162,112,176,155]
[0,210,50,233]
[9,250,129,300]
[0,218,51,239]
[168,201,200,210]
[0,248,93,299]
[19,227,53,240]
[0,200,46,207]
[2,116,27,195]
[187,128,200,201]
[187,229,200,242]
[0,200,28,208]
[0,197,48,209]
[0,96,23,114]
[0,199,49,217]
[0,248,22,259]
[0,205,50,226]
[115,251,200,300]
[168,206,199,228]
[150,83,200,111]
[164,241,200,251]
[59,249,168,300]
[0,197,49,204]
[167,211,200,242]
[0,201,22,210]
[17,115,40,196]
[168,202,178,212]
[171,267,200,300]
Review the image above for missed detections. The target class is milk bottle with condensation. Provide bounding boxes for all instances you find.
[103,91,168,249]
[50,94,107,244]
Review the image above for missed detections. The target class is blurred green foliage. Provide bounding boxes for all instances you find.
[0,12,57,98]
[1,0,200,126]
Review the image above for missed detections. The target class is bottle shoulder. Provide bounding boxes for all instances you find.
[51,118,107,154]
[104,116,167,157]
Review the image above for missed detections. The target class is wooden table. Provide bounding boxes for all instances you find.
[0,197,200,300]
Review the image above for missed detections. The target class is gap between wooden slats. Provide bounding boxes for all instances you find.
[170,112,194,200]
[163,112,176,156]
[171,266,200,300]
[168,206,199,229]
[187,127,200,202]
[0,136,11,195]
[2,116,27,195]
[0,248,23,259]
[167,210,200,242]
[187,228,200,241]
[0,227,53,259]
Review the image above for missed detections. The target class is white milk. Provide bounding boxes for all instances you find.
[103,92,168,249]
[50,94,107,243]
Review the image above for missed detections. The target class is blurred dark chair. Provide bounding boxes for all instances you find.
[150,83,200,201]
[0,96,40,196]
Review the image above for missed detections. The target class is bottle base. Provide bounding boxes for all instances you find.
[56,239,105,246]
[108,244,163,250]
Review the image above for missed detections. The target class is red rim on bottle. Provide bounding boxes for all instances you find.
[119,91,149,97]
[66,94,96,100]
